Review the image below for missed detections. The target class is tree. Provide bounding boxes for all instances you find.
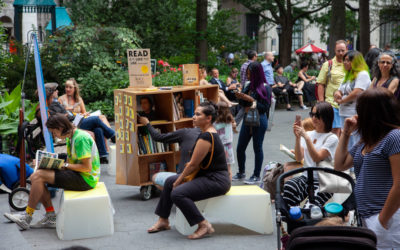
[196,0,208,63]
[236,0,331,66]
[327,0,346,59]
[359,0,370,55]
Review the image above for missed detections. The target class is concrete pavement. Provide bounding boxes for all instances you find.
[0,107,311,250]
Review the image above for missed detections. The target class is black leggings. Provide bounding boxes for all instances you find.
[155,173,230,226]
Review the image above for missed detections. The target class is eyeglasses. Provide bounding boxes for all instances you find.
[309,111,320,118]
[379,61,392,65]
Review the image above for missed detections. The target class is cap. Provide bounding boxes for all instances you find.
[289,206,302,220]
[44,82,58,97]
[324,202,343,215]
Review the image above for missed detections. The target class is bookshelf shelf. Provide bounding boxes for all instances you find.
[138,151,174,157]
[114,85,218,188]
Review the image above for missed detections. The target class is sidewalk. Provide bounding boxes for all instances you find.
[1,108,309,250]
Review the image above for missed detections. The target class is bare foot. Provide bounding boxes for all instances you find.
[188,221,214,240]
[147,218,171,233]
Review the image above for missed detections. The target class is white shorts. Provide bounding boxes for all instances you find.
[154,172,177,187]
[363,209,400,250]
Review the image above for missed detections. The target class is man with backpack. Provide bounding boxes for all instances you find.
[316,40,347,136]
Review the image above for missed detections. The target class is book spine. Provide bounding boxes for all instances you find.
[143,135,151,154]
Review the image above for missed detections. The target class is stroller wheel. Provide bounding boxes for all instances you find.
[9,187,30,211]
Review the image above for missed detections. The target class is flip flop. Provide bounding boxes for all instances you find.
[147,225,171,233]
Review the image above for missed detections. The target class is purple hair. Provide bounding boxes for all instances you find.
[247,62,271,103]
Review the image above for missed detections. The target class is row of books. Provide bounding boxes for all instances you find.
[172,93,195,121]
[137,128,170,155]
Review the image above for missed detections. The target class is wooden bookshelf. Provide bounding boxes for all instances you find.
[114,85,219,188]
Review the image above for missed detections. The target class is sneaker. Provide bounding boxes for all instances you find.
[244,175,261,185]
[301,105,309,110]
[100,156,109,164]
[4,212,32,230]
[294,90,303,95]
[31,213,56,229]
[286,107,294,111]
[232,173,246,181]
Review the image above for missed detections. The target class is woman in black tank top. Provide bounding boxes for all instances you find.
[148,102,230,240]
[370,52,400,99]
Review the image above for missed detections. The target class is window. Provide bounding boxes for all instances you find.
[379,21,400,48]
[292,20,304,51]
[246,14,259,39]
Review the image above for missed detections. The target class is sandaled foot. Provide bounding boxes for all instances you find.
[147,220,171,233]
[188,222,214,240]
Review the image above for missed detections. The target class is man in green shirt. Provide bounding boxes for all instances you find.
[4,114,100,230]
[317,40,347,136]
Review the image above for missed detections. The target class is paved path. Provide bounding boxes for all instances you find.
[0,107,310,250]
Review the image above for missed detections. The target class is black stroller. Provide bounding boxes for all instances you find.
[275,167,376,250]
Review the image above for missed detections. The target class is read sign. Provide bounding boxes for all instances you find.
[127,49,153,88]
[182,64,199,86]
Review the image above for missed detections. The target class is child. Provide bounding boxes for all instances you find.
[214,102,234,180]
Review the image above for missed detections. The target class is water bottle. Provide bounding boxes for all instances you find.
[310,206,323,219]
[289,206,303,221]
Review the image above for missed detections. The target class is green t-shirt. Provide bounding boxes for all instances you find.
[66,129,100,188]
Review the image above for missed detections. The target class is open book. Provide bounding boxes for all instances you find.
[35,150,60,170]
[280,144,296,161]
[72,110,102,127]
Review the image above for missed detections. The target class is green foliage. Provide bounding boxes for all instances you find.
[312,9,359,44]
[40,25,139,107]
[66,0,251,60]
[0,83,38,137]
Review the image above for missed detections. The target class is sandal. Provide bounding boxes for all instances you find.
[147,223,171,233]
[188,222,215,240]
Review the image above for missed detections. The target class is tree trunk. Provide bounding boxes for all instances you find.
[359,0,370,55]
[195,0,208,63]
[328,0,346,59]
[279,22,293,67]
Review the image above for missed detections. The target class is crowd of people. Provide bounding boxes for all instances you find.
[3,40,400,248]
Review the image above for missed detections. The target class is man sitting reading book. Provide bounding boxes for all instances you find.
[4,114,100,230]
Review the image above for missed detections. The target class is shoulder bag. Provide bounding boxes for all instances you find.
[317,133,352,193]
[243,91,260,127]
[183,132,214,182]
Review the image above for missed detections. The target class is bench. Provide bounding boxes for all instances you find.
[175,185,273,235]
[56,182,114,240]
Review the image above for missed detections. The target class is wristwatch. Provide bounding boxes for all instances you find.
[64,163,69,169]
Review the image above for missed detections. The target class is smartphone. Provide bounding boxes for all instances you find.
[137,112,141,119]
[295,115,301,123]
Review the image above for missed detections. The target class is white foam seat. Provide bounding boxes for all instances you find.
[108,145,116,176]
[175,185,273,235]
[56,182,114,240]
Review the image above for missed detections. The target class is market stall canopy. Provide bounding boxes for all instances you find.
[45,7,72,31]
[295,44,327,54]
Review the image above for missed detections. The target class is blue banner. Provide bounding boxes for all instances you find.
[32,33,54,153]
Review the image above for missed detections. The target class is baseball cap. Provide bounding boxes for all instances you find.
[44,82,58,97]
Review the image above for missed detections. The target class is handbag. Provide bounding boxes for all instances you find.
[183,132,214,182]
[244,101,260,127]
[317,133,352,193]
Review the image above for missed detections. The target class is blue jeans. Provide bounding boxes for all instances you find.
[79,116,115,157]
[236,113,268,177]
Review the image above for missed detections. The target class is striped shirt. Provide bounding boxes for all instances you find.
[350,129,400,218]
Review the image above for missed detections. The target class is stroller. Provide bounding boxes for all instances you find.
[275,167,376,250]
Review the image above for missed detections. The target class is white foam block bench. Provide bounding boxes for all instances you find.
[175,185,273,235]
[108,145,116,176]
[56,182,114,240]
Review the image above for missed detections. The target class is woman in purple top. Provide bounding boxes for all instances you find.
[335,88,400,249]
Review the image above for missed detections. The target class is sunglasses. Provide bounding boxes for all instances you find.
[309,111,320,118]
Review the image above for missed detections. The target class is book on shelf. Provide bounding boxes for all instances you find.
[149,161,167,179]
[138,128,171,155]
[183,99,194,117]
